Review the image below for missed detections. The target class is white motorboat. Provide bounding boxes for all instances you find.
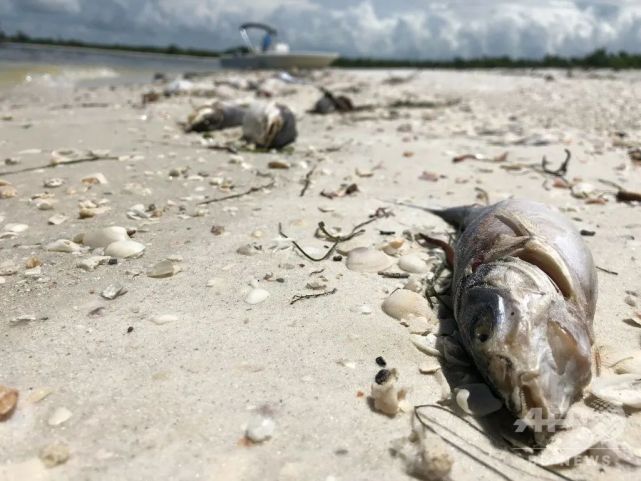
[220,23,338,70]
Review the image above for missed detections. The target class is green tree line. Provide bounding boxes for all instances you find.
[2,29,641,68]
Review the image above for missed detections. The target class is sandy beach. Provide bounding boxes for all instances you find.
[1,67,641,481]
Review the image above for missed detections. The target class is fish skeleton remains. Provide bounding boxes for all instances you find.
[424,199,597,434]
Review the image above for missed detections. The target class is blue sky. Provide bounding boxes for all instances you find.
[1,0,641,58]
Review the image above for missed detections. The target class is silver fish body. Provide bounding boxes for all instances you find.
[432,199,597,431]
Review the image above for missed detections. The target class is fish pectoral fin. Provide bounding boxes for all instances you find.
[495,212,536,237]
[484,234,531,262]
[515,238,576,300]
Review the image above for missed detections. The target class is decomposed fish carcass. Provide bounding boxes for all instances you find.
[242,101,297,149]
[421,199,597,435]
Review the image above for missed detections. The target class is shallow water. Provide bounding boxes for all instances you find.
[0,42,221,90]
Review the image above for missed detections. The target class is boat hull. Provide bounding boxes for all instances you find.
[220,52,338,69]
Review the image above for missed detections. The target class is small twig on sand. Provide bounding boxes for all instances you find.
[596,266,618,275]
[0,155,119,177]
[541,148,571,178]
[299,165,317,197]
[206,144,239,154]
[378,272,409,279]
[198,180,275,205]
[598,179,641,203]
[290,288,337,305]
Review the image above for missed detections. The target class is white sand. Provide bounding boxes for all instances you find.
[0,68,640,480]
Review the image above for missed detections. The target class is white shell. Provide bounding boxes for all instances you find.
[588,374,641,408]
[245,288,270,305]
[101,284,127,300]
[46,239,81,253]
[533,426,595,466]
[147,259,182,278]
[77,256,110,271]
[43,177,64,188]
[81,173,108,185]
[346,247,395,272]
[48,214,68,225]
[105,240,145,259]
[4,223,28,233]
[245,414,276,443]
[382,289,430,321]
[410,333,440,356]
[398,254,429,274]
[82,226,129,248]
[48,407,72,426]
[612,353,641,374]
[149,314,178,325]
[454,383,502,416]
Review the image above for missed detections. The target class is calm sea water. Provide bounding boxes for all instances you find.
[0,42,221,89]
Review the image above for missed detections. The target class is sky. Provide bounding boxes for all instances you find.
[1,0,641,59]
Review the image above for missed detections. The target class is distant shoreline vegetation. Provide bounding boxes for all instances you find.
[2,30,641,69]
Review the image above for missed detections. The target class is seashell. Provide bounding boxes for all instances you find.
[0,384,18,419]
[4,223,28,233]
[28,388,53,404]
[34,199,55,210]
[40,443,70,467]
[43,177,64,188]
[382,289,430,321]
[237,244,261,256]
[147,259,181,278]
[48,214,68,225]
[101,284,127,300]
[454,383,502,416]
[346,247,395,272]
[410,333,440,356]
[571,182,596,199]
[588,374,641,408]
[81,173,108,185]
[245,288,270,305]
[403,276,424,293]
[245,414,276,443]
[48,407,72,426]
[371,368,404,416]
[149,314,178,325]
[0,261,18,276]
[46,239,81,253]
[398,254,429,274]
[242,101,297,149]
[104,240,145,259]
[77,256,110,271]
[81,226,129,248]
[382,238,405,256]
[0,185,17,199]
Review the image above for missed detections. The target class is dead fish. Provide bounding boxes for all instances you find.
[242,102,297,149]
[311,88,354,114]
[184,102,246,133]
[422,199,597,433]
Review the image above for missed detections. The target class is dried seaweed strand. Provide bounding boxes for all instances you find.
[0,155,119,177]
[299,165,317,197]
[198,180,275,205]
[378,272,409,279]
[596,266,618,275]
[542,148,571,178]
[290,288,337,305]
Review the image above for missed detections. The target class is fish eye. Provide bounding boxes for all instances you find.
[473,311,494,343]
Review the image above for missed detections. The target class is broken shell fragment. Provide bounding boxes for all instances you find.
[43,177,64,188]
[104,240,145,259]
[245,288,270,305]
[101,284,127,300]
[48,407,72,426]
[454,383,502,416]
[149,314,178,325]
[77,256,110,271]
[46,239,81,253]
[612,353,641,374]
[81,173,108,185]
[81,226,129,248]
[40,443,70,468]
[588,374,641,408]
[245,414,276,443]
[382,289,430,321]
[371,368,406,416]
[0,184,17,199]
[48,214,68,225]
[346,247,395,273]
[410,333,440,356]
[0,384,19,420]
[147,259,182,278]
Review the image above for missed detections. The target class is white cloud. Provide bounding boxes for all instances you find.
[3,0,641,58]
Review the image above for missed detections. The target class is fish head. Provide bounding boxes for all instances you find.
[456,258,592,434]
